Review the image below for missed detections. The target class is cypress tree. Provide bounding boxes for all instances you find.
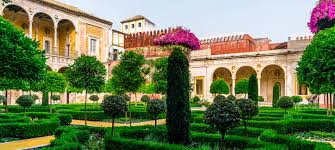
[248,74,258,103]
[272,82,280,108]
[166,47,191,145]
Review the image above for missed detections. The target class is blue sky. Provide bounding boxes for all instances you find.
[59,0,317,42]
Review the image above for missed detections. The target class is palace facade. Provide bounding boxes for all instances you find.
[1,1,319,106]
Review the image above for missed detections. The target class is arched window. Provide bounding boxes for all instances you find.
[44,40,50,54]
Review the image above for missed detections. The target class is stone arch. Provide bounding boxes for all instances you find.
[213,67,232,93]
[32,12,55,54]
[47,65,53,71]
[57,19,76,58]
[235,66,257,82]
[260,64,285,102]
[58,66,69,73]
[2,4,30,34]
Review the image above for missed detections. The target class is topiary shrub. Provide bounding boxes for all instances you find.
[16,95,34,115]
[120,94,131,102]
[292,96,303,104]
[101,95,128,136]
[235,79,249,97]
[227,95,236,102]
[236,98,259,138]
[32,94,39,101]
[0,95,6,103]
[213,95,226,104]
[258,96,264,102]
[166,47,191,145]
[42,91,49,106]
[141,95,150,104]
[192,96,201,104]
[204,99,241,150]
[277,96,294,113]
[89,95,99,102]
[51,95,60,102]
[248,74,258,103]
[146,99,166,129]
[210,79,229,96]
[272,82,280,108]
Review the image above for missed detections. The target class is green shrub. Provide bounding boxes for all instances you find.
[259,129,333,150]
[32,94,39,101]
[292,96,303,104]
[258,96,264,102]
[210,79,229,95]
[16,95,34,115]
[236,98,259,138]
[213,95,226,104]
[89,95,99,102]
[272,82,280,108]
[146,99,166,128]
[248,74,258,102]
[166,48,191,145]
[192,96,201,104]
[51,95,60,101]
[226,95,236,102]
[141,95,150,104]
[277,96,294,113]
[235,78,248,95]
[0,95,6,103]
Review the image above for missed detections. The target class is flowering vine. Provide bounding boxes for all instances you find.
[154,28,200,50]
[308,0,335,33]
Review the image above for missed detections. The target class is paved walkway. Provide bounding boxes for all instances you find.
[0,136,55,150]
[71,119,166,127]
[0,119,165,150]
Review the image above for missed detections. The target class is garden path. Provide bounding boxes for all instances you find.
[0,119,166,150]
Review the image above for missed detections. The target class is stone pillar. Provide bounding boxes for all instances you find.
[232,77,236,96]
[257,75,261,96]
[29,18,33,38]
[54,24,58,55]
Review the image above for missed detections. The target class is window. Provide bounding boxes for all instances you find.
[89,38,97,53]
[195,77,204,95]
[44,40,50,54]
[138,22,142,27]
[113,49,118,60]
[125,25,128,30]
[131,24,135,28]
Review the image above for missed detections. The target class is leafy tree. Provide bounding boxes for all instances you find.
[272,82,280,108]
[32,94,39,101]
[141,95,150,104]
[0,95,6,103]
[153,57,168,95]
[89,95,99,103]
[110,51,145,126]
[297,27,335,116]
[16,95,34,116]
[146,99,166,129]
[204,99,241,150]
[0,16,46,82]
[236,98,259,138]
[33,71,67,113]
[66,55,106,125]
[101,95,128,136]
[166,48,191,145]
[248,74,258,103]
[0,78,30,112]
[210,79,229,96]
[235,78,249,97]
[277,96,294,113]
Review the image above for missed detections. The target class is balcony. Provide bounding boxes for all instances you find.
[45,54,75,69]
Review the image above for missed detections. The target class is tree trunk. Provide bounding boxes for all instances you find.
[85,90,88,126]
[112,117,115,136]
[50,92,53,113]
[4,90,8,113]
[243,120,248,139]
[220,130,227,150]
[66,92,70,104]
[155,117,157,129]
[330,93,333,116]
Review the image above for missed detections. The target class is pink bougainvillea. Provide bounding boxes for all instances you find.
[308,0,335,33]
[154,28,200,50]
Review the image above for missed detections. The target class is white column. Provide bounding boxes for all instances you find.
[29,18,33,38]
[54,24,58,55]
[257,76,261,96]
[232,77,236,96]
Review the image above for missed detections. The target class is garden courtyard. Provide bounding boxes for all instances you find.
[1,0,335,150]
